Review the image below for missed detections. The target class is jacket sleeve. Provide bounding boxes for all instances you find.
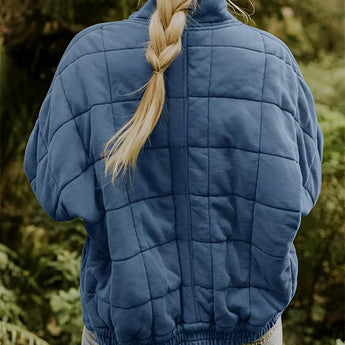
[23,69,90,222]
[295,71,324,217]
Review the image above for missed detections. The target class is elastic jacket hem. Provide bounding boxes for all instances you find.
[92,314,281,345]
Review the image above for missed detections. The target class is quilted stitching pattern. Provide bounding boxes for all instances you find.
[23,0,323,344]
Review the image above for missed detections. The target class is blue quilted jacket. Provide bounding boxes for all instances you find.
[23,0,324,344]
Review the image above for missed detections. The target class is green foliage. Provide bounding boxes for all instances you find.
[0,244,38,325]
[0,320,50,345]
[0,220,85,345]
[334,340,345,345]
[237,0,345,61]
[283,54,345,345]
[48,288,83,345]
[40,249,80,287]
[0,287,23,326]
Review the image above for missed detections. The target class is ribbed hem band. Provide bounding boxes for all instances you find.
[93,314,280,345]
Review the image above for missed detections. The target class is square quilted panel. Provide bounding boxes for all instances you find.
[142,240,181,298]
[211,47,265,101]
[261,34,297,74]
[209,148,258,200]
[85,295,109,329]
[210,195,254,242]
[298,131,315,167]
[141,249,169,299]
[74,109,91,157]
[113,100,141,131]
[188,97,209,147]
[84,241,111,299]
[127,148,172,202]
[296,125,318,183]
[213,25,263,52]
[81,238,111,297]
[167,98,185,147]
[252,203,301,258]
[260,102,298,161]
[61,167,104,223]
[262,53,298,115]
[106,49,152,101]
[187,29,212,47]
[48,120,89,188]
[40,77,74,144]
[180,284,197,323]
[105,100,170,151]
[106,207,140,261]
[85,217,110,259]
[247,286,288,331]
[61,27,104,69]
[213,287,249,330]
[109,255,151,308]
[189,147,208,196]
[110,294,152,342]
[151,288,181,339]
[176,237,193,286]
[34,156,59,218]
[174,195,191,242]
[224,287,250,322]
[33,131,47,172]
[61,52,110,115]
[131,195,176,249]
[165,53,185,99]
[103,22,148,50]
[296,77,318,138]
[190,194,209,242]
[256,154,301,211]
[89,103,115,160]
[188,46,212,96]
[94,159,129,211]
[209,97,261,152]
[212,240,250,290]
[225,240,251,286]
[96,298,113,329]
[304,152,321,201]
[144,103,169,149]
[194,285,213,323]
[250,246,291,295]
[193,240,213,289]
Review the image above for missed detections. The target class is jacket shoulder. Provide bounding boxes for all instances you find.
[239,24,301,76]
[54,22,104,74]
[210,20,301,78]
[55,19,137,76]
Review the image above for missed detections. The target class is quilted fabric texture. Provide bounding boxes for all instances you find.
[23,0,324,344]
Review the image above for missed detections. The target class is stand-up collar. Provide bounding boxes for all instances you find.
[128,0,237,25]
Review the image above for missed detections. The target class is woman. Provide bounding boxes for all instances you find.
[23,0,323,344]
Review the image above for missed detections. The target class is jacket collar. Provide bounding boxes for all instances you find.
[128,0,238,26]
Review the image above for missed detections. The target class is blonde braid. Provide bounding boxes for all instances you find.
[100,0,198,184]
[101,0,252,185]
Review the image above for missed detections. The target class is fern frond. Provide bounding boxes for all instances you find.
[0,320,50,345]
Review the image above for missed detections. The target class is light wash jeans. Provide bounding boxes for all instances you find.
[81,316,283,345]
[81,325,98,345]
[247,316,283,345]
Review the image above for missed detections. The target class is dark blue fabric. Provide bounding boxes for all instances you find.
[23,0,323,344]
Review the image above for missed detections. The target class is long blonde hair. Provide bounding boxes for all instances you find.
[100,0,252,184]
